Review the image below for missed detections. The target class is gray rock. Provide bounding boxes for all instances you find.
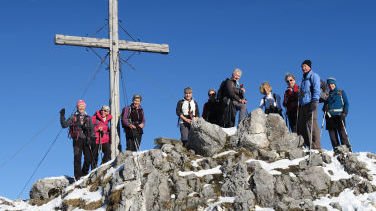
[288,199,314,211]
[287,149,305,160]
[321,153,332,164]
[238,133,269,151]
[329,202,342,211]
[337,153,371,180]
[299,153,324,169]
[315,205,328,211]
[249,167,275,207]
[334,145,351,155]
[30,176,74,200]
[186,118,227,156]
[259,149,279,161]
[299,167,330,196]
[265,113,289,142]
[269,133,304,151]
[233,190,256,210]
[221,162,249,196]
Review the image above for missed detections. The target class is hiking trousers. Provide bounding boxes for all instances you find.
[297,102,321,150]
[179,122,191,146]
[73,138,93,180]
[232,101,247,124]
[287,110,298,133]
[327,117,350,150]
[125,128,142,151]
[92,142,111,166]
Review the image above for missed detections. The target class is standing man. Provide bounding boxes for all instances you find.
[324,78,351,151]
[60,100,96,180]
[176,87,199,146]
[218,68,247,127]
[122,94,145,151]
[297,60,322,150]
[202,88,221,125]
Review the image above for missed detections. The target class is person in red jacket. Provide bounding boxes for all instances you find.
[92,105,112,166]
[283,73,299,133]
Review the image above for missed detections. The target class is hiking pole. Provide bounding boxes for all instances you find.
[320,111,327,138]
[99,131,103,164]
[309,112,314,163]
[341,120,352,152]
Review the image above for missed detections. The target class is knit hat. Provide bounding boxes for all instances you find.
[77,100,86,107]
[327,77,337,85]
[302,60,312,68]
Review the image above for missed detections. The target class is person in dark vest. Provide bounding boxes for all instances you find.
[122,94,145,151]
[176,87,199,146]
[297,60,322,151]
[323,78,351,152]
[91,105,112,166]
[259,81,282,116]
[283,73,300,132]
[217,68,247,127]
[202,88,221,125]
[60,100,96,180]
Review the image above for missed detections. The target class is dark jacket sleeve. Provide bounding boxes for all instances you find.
[342,90,349,113]
[195,101,200,117]
[202,102,208,120]
[176,100,183,117]
[225,79,241,102]
[121,107,131,127]
[86,115,96,138]
[60,114,74,129]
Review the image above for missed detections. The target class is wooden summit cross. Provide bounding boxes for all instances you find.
[55,0,169,159]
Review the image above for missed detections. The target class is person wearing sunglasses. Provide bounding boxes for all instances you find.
[91,105,112,167]
[283,73,300,132]
[202,88,221,125]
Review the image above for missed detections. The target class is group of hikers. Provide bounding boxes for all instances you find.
[60,94,145,180]
[60,59,351,180]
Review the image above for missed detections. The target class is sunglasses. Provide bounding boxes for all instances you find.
[209,93,216,96]
[286,79,294,82]
[101,110,109,112]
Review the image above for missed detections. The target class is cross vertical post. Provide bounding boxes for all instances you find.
[109,0,121,158]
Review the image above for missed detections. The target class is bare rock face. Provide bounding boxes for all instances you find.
[187,118,227,156]
[29,176,74,200]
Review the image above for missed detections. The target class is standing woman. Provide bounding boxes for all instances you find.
[122,94,145,151]
[92,105,112,166]
[324,78,351,151]
[176,87,199,146]
[283,74,300,132]
[259,82,282,116]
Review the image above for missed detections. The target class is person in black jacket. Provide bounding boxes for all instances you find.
[217,68,247,127]
[60,100,96,180]
[202,89,221,125]
[176,87,199,146]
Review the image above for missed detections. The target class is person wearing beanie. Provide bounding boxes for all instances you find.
[91,105,112,166]
[60,100,96,180]
[323,78,351,151]
[297,60,322,151]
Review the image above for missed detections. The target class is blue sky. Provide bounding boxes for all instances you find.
[0,0,375,199]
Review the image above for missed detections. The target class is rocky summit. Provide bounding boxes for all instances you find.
[2,108,376,211]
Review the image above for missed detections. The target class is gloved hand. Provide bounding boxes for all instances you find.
[322,103,328,112]
[60,108,65,116]
[341,111,348,120]
[309,101,317,112]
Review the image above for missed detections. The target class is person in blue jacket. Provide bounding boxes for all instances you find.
[323,78,351,151]
[297,60,322,150]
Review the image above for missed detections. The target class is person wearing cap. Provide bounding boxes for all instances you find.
[91,105,112,166]
[323,78,351,151]
[60,100,96,180]
[176,87,199,146]
[297,60,322,150]
[121,94,145,151]
[283,73,300,132]
[202,88,221,125]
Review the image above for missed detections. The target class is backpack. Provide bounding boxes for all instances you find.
[216,79,228,102]
[309,75,328,103]
[68,114,91,140]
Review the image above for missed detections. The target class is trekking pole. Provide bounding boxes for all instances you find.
[320,111,327,138]
[99,131,103,164]
[309,112,314,163]
[341,120,352,152]
[131,128,142,180]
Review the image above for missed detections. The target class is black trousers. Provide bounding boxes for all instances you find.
[92,142,112,166]
[73,138,94,180]
[125,128,142,151]
[327,117,351,150]
[287,110,298,133]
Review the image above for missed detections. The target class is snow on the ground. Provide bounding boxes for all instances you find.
[322,151,352,181]
[357,152,376,186]
[213,150,237,158]
[65,187,102,203]
[314,189,376,211]
[255,206,275,211]
[205,196,236,211]
[221,127,237,136]
[178,165,222,177]
[191,158,205,168]
[246,156,308,175]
